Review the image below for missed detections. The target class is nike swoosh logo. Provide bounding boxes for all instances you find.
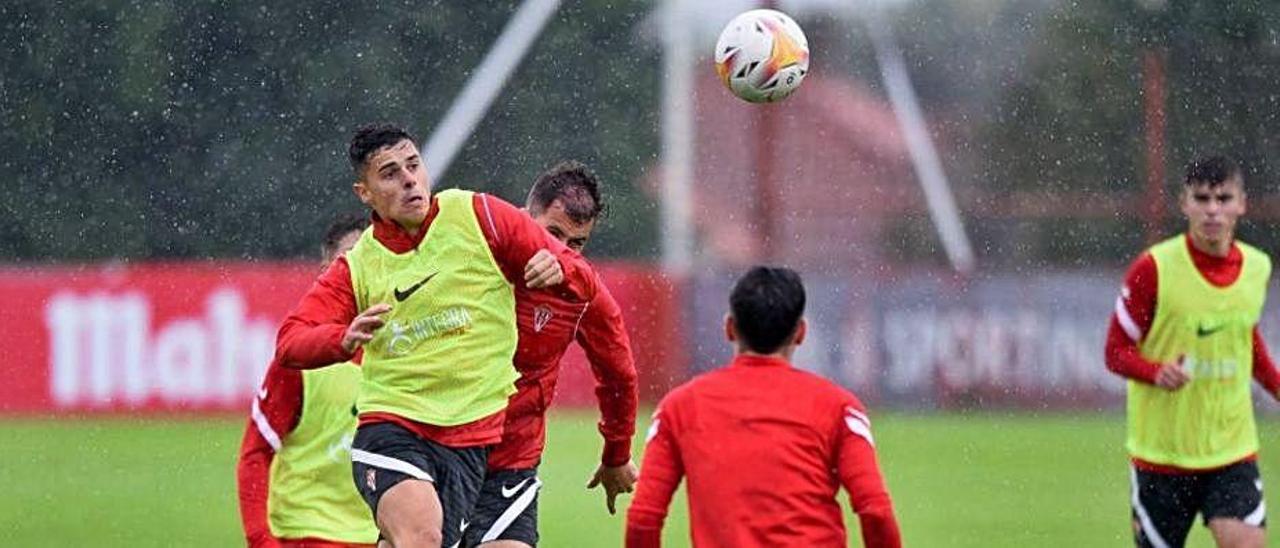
[501,478,532,498]
[1197,324,1225,337]
[393,272,439,302]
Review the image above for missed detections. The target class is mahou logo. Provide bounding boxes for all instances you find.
[43,288,277,408]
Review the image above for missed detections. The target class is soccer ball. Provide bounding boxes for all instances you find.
[714,9,810,103]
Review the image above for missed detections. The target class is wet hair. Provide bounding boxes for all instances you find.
[321,213,369,259]
[729,266,806,354]
[525,160,604,224]
[1184,155,1243,188]
[349,123,417,174]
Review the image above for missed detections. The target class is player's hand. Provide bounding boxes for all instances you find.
[341,303,392,353]
[524,249,564,289]
[1154,358,1190,391]
[587,461,638,515]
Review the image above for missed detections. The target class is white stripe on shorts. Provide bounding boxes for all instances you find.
[1130,466,1170,548]
[481,477,543,543]
[1245,500,1266,527]
[350,449,434,482]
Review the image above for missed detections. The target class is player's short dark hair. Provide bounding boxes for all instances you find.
[349,123,417,174]
[1184,155,1243,188]
[321,213,369,258]
[525,160,604,224]
[729,266,806,354]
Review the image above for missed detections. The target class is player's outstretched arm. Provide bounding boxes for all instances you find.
[275,258,361,369]
[577,281,640,502]
[625,408,683,548]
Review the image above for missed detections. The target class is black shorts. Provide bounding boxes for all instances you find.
[350,422,488,548]
[462,467,542,547]
[1130,460,1266,548]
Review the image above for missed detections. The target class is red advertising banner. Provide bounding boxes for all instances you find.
[1,261,683,414]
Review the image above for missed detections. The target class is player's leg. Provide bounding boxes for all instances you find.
[377,480,445,547]
[350,423,448,548]
[462,468,542,548]
[1202,461,1265,548]
[1131,466,1199,548]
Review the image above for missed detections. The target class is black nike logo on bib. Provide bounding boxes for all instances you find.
[393,272,439,302]
[1196,323,1225,338]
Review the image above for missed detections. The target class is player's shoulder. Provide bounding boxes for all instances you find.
[1236,239,1273,265]
[785,366,866,408]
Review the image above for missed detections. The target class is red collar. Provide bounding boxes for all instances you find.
[1184,233,1241,271]
[731,354,791,368]
[369,198,440,254]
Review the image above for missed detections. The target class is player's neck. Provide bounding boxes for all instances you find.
[1187,231,1233,259]
[735,347,796,362]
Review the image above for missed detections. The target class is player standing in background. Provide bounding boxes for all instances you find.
[274,124,598,548]
[625,266,901,548]
[1106,155,1280,548]
[463,161,638,547]
[237,214,375,548]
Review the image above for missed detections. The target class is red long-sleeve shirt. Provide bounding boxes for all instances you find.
[626,355,901,548]
[1105,234,1280,473]
[236,359,373,548]
[487,277,638,470]
[273,192,597,447]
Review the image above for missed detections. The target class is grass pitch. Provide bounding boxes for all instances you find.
[1,411,1276,546]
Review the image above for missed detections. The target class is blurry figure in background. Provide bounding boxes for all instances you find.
[462,161,638,548]
[1106,155,1280,548]
[273,124,597,548]
[237,213,375,548]
[626,266,902,548]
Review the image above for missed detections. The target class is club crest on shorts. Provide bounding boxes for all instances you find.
[365,468,376,491]
[533,305,553,333]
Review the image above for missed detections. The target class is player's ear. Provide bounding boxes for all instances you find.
[724,313,737,343]
[353,180,372,206]
[792,318,807,346]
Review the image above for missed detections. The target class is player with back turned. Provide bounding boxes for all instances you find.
[626,266,901,548]
[1106,155,1280,548]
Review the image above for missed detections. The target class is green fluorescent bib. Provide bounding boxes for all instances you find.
[268,362,376,542]
[347,189,518,426]
[1127,236,1271,468]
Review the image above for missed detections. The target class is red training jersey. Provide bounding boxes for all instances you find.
[273,192,597,447]
[626,355,901,548]
[487,276,638,470]
[1105,233,1280,473]
[236,357,374,548]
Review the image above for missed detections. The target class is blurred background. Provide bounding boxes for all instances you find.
[6,0,1280,546]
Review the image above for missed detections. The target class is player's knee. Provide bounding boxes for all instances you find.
[387,523,444,548]
[477,541,533,548]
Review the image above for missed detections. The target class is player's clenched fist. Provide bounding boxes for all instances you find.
[524,249,563,288]
[342,303,393,353]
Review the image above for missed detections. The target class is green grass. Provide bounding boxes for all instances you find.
[2,412,1278,546]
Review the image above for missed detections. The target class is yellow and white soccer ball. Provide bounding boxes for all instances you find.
[714,9,810,103]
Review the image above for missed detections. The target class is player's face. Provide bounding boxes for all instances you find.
[353,139,431,231]
[1181,176,1246,249]
[533,199,596,253]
